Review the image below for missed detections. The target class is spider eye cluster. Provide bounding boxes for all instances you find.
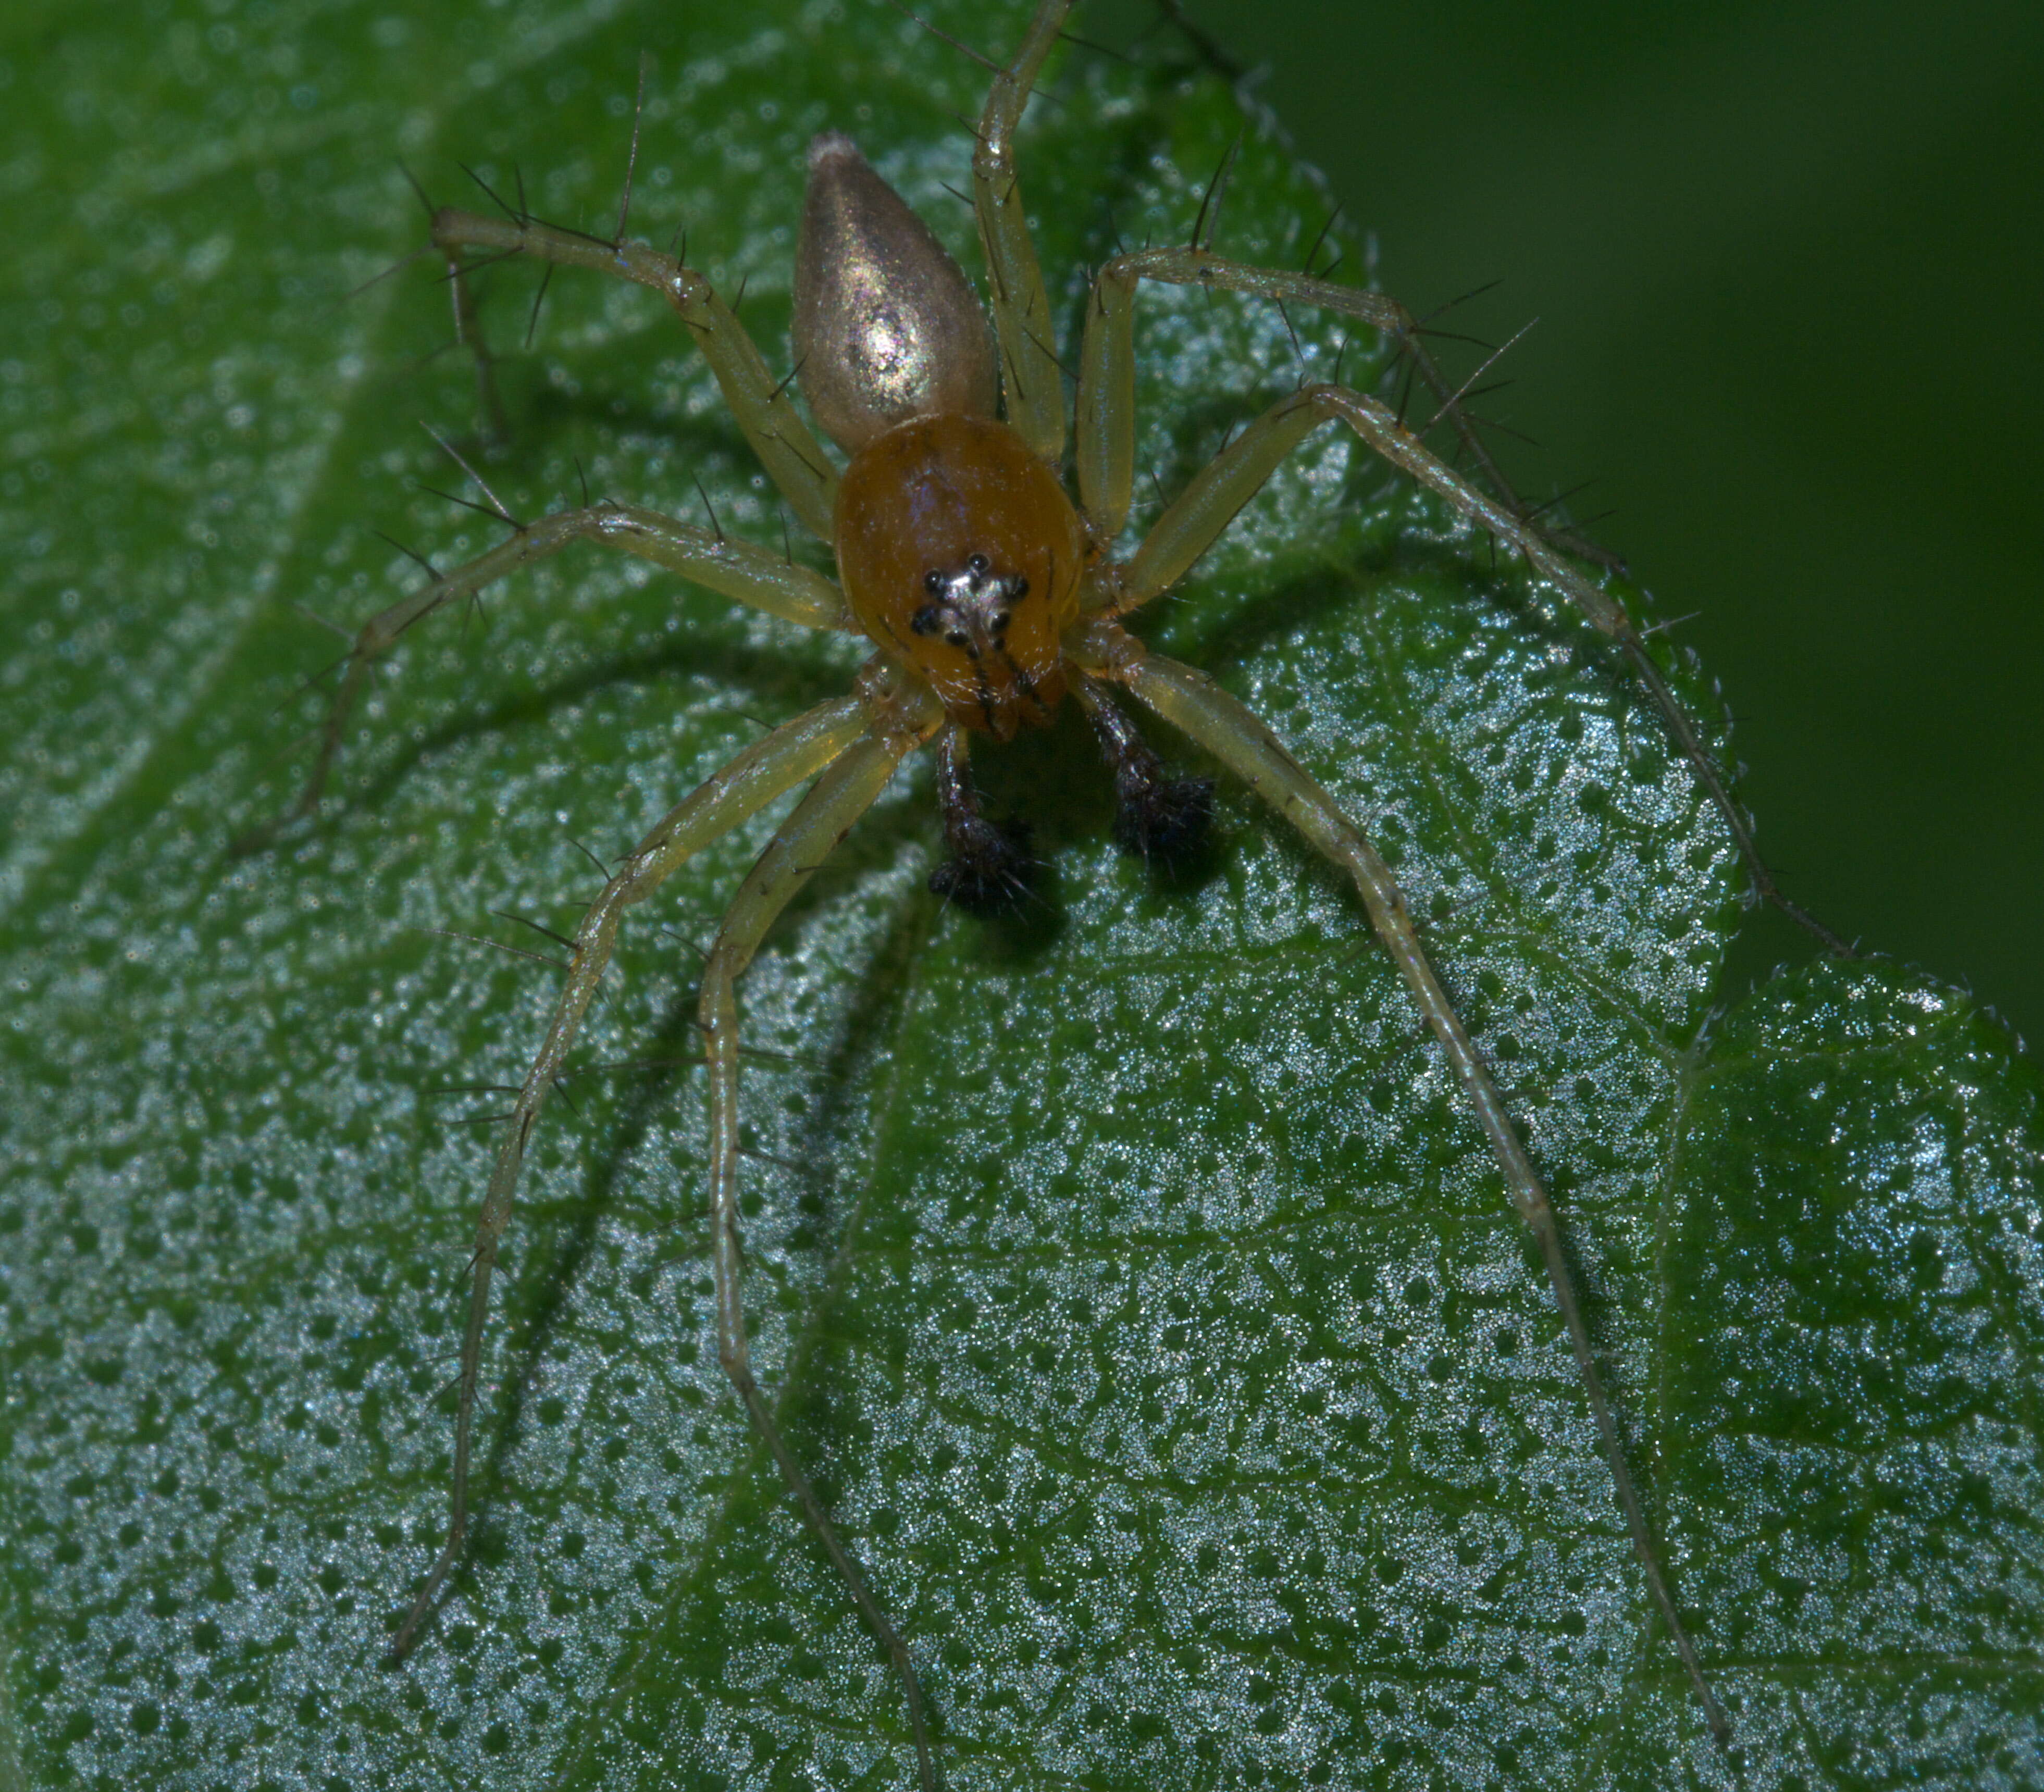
[911,556,1031,648]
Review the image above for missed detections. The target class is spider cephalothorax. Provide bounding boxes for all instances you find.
[834,409,1082,743]
[915,553,1027,645]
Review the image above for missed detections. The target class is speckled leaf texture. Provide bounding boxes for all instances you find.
[3,2,2038,1788]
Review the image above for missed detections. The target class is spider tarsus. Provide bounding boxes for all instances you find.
[383,1547,459,1668]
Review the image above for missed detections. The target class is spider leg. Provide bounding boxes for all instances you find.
[1083,368,1852,954]
[971,0,1071,464]
[430,207,841,541]
[388,689,874,1659]
[697,695,944,1792]
[1078,245,1619,569]
[236,501,854,852]
[1075,616,1733,1747]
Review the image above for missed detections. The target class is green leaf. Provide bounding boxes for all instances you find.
[3,3,2038,1789]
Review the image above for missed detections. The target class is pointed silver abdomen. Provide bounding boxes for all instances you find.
[792,133,997,454]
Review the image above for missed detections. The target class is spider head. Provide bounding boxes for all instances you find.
[835,414,1084,741]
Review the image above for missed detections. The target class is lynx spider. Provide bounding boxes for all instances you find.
[246,1,1853,1778]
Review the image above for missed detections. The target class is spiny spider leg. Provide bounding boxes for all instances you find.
[427,206,841,542]
[1076,248,1851,952]
[328,0,1769,1773]
[387,691,875,1661]
[1073,616,1733,1744]
[1079,247,1619,569]
[970,0,1568,581]
[970,0,1068,461]
[696,707,944,1792]
[233,501,852,852]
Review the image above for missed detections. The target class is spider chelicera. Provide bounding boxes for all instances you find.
[237,1,1844,1778]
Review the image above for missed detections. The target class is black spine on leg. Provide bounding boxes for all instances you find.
[1082,682,1215,864]
[928,726,1036,915]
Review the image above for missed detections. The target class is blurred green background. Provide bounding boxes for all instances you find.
[1176,0,2043,1045]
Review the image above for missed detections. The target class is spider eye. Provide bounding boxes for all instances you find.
[910,604,943,636]
[966,552,990,575]
[1012,577,1030,599]
[922,569,945,594]
[945,629,970,648]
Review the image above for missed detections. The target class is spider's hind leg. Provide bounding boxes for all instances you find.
[928,726,1038,914]
[1073,676,1214,865]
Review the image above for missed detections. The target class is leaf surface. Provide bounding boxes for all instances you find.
[2,3,2038,1788]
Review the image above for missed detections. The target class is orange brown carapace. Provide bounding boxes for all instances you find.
[835,414,1084,739]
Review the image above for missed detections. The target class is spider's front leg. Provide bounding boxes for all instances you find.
[388,689,873,1656]
[1076,246,1851,953]
[695,669,944,1791]
[1068,614,1734,1745]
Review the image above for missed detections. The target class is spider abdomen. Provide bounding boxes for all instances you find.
[835,413,1083,739]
